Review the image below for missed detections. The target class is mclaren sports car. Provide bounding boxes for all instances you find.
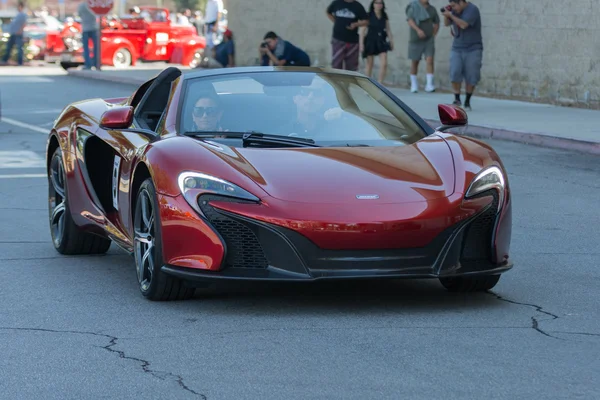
[46,66,513,301]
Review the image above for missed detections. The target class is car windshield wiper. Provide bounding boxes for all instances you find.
[185,131,320,147]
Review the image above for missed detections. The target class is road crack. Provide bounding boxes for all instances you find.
[489,292,564,340]
[0,326,206,398]
[550,331,600,338]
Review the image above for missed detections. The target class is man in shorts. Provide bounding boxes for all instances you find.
[406,0,440,93]
[442,0,482,110]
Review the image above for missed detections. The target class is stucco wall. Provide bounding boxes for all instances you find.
[226,0,600,106]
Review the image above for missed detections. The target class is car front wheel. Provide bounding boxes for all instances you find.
[439,274,501,292]
[133,178,195,301]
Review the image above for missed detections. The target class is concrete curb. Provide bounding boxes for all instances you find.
[68,69,149,86]
[424,119,600,155]
[68,69,600,155]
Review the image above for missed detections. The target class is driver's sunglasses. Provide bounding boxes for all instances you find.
[193,106,218,117]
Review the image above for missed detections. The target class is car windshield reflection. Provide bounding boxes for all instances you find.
[180,71,428,147]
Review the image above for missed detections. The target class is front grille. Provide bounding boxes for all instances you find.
[460,190,499,268]
[198,194,269,269]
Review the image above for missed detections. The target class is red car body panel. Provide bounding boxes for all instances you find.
[46,67,512,281]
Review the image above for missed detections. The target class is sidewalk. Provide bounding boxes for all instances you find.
[67,67,600,155]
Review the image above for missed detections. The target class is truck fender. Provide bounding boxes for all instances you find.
[101,37,138,67]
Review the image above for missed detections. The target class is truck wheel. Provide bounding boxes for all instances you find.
[60,62,78,71]
[113,48,132,68]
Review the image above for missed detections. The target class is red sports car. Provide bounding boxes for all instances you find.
[46,66,512,301]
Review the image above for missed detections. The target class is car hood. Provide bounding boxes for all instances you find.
[199,135,455,204]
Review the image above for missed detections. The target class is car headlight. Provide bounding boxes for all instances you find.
[465,166,505,212]
[177,172,259,216]
[63,27,82,51]
[63,35,82,51]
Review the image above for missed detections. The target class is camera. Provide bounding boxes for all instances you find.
[440,5,452,12]
[260,41,268,48]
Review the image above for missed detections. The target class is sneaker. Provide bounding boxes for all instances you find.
[410,85,418,93]
[453,99,462,106]
[424,84,435,92]
[464,103,471,111]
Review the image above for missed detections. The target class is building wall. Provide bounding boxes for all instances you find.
[226,0,600,105]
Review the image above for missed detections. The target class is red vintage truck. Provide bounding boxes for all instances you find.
[46,7,206,70]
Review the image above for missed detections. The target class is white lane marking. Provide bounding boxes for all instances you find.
[1,109,62,115]
[0,77,54,83]
[0,151,45,168]
[0,173,46,179]
[0,117,49,134]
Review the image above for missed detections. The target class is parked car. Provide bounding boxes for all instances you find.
[45,66,513,301]
[46,7,205,70]
[23,15,64,60]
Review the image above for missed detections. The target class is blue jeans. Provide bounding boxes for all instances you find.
[82,30,99,68]
[205,22,216,49]
[2,34,24,65]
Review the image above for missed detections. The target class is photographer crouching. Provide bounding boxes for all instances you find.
[441,0,482,111]
[259,31,311,67]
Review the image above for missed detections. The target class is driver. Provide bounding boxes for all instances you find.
[191,91,225,131]
[286,78,343,138]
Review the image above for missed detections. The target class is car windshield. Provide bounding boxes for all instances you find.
[179,71,430,147]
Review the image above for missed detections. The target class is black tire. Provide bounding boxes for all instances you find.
[48,147,112,255]
[60,62,79,70]
[439,274,501,292]
[133,178,195,301]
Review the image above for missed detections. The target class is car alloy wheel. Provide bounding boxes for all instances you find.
[49,150,66,248]
[133,178,196,301]
[134,187,155,293]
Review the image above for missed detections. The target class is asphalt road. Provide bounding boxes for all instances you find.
[1,67,599,400]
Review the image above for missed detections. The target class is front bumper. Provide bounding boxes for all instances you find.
[162,190,512,283]
[46,51,84,64]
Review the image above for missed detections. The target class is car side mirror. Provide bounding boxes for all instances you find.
[100,106,134,130]
[436,104,468,132]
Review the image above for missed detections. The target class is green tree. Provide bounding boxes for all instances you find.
[25,0,45,10]
[172,0,207,12]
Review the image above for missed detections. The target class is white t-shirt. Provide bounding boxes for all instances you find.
[204,0,223,23]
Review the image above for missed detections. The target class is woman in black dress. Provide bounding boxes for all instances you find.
[360,0,394,83]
